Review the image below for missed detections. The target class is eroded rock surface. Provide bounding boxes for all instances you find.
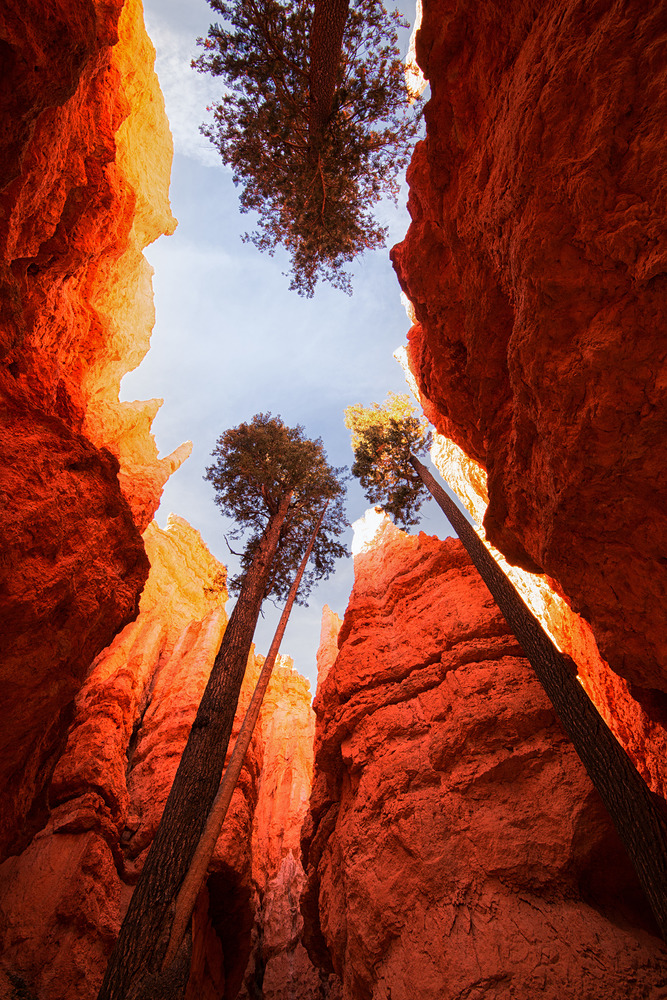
[302,515,667,999]
[0,515,325,1000]
[427,430,667,801]
[391,0,667,698]
[0,0,188,859]
[0,516,232,1000]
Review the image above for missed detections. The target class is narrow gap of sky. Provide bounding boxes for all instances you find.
[124,0,451,691]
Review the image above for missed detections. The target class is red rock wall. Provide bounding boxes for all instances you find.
[0,0,187,860]
[391,0,667,703]
[302,516,667,999]
[0,516,324,1000]
[0,517,231,999]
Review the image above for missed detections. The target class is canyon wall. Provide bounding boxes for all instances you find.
[0,515,320,1000]
[0,0,189,859]
[302,513,667,999]
[391,0,667,711]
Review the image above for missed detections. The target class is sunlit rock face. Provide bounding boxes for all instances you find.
[316,605,343,690]
[0,0,188,860]
[428,426,667,801]
[391,1,667,702]
[0,516,321,1000]
[302,516,667,999]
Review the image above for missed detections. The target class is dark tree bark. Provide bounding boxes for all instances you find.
[410,455,667,942]
[308,0,350,157]
[97,492,294,1000]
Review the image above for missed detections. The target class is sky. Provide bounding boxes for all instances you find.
[123,0,450,692]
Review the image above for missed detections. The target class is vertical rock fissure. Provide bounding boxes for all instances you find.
[124,648,166,777]
[410,454,667,941]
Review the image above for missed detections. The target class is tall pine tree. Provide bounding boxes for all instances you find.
[98,414,347,1000]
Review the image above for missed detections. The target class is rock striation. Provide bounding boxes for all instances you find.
[391,0,667,701]
[0,0,189,859]
[302,514,667,999]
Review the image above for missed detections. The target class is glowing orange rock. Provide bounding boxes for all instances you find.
[0,0,188,858]
[302,514,667,998]
[0,516,231,999]
[316,605,342,689]
[391,0,667,702]
[0,513,323,1000]
[240,659,325,1000]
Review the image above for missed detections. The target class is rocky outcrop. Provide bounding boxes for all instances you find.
[316,605,342,690]
[391,0,667,702]
[0,0,188,859]
[427,427,667,801]
[0,515,325,1000]
[302,514,667,999]
[0,517,230,1000]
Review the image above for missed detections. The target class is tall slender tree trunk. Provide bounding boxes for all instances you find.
[97,492,294,1000]
[410,455,667,941]
[161,504,328,971]
[308,0,350,160]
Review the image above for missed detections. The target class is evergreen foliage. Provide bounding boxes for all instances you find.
[344,392,431,527]
[193,0,420,296]
[205,412,348,602]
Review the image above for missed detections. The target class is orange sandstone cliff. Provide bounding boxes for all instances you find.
[0,514,320,1000]
[391,1,667,709]
[302,513,667,999]
[0,0,189,859]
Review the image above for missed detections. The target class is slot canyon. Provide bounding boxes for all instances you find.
[1,0,666,998]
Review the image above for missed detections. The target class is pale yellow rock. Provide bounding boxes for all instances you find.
[405,0,427,101]
[316,605,342,690]
[80,0,189,529]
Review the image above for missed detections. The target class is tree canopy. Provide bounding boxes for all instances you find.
[193,0,421,296]
[205,412,348,602]
[344,392,431,527]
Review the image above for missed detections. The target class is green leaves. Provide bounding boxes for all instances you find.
[345,393,431,528]
[193,0,421,296]
[204,413,348,602]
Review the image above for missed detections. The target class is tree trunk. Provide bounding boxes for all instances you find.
[308,0,350,159]
[161,504,328,970]
[97,492,294,1000]
[410,455,667,941]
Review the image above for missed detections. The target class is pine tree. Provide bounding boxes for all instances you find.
[344,391,431,526]
[98,415,347,1000]
[161,503,328,971]
[193,0,420,296]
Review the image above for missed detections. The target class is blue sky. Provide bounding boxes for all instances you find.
[123,0,449,690]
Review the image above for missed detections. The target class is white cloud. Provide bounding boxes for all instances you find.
[144,12,226,168]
